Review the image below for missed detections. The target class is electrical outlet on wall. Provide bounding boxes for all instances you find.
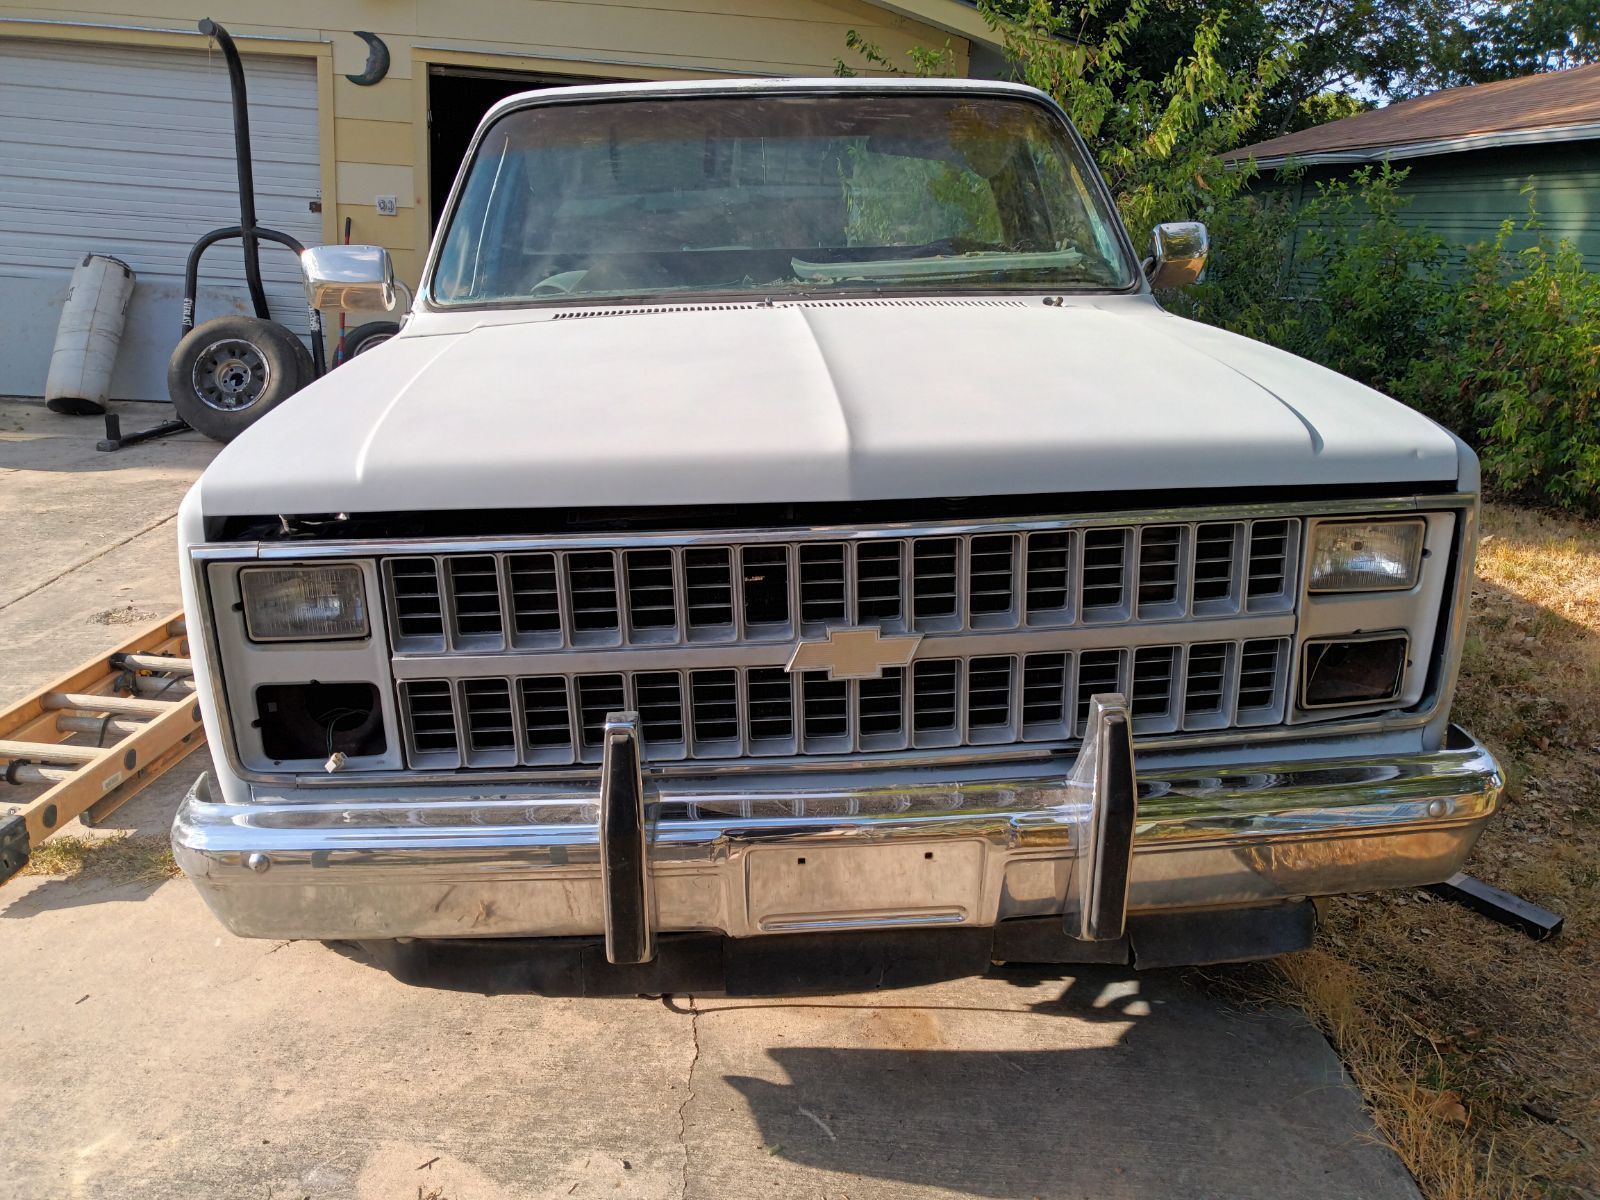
[375,195,398,217]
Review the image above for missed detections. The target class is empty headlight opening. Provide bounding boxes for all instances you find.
[1300,634,1409,709]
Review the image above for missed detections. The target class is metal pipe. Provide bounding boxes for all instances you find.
[198,19,270,320]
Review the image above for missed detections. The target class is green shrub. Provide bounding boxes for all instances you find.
[1401,221,1600,511]
[1180,169,1600,515]
[1162,189,1298,345]
[1284,167,1455,392]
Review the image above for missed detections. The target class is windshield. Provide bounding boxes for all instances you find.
[430,92,1137,305]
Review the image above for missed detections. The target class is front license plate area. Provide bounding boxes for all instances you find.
[745,841,986,934]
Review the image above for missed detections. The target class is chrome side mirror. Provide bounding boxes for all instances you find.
[301,244,398,312]
[1146,221,1208,289]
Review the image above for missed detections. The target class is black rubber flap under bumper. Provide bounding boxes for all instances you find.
[352,902,1314,996]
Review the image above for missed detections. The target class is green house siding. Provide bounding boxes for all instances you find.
[1267,141,1600,273]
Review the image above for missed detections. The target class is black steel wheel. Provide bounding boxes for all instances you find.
[342,320,400,360]
[167,316,305,442]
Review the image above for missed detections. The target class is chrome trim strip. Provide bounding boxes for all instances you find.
[191,494,1473,559]
[172,729,1502,941]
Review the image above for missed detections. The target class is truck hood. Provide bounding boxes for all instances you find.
[196,297,1464,518]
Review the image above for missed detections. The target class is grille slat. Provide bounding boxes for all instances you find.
[1246,520,1297,608]
[576,673,626,755]
[1131,646,1178,732]
[858,667,906,747]
[507,553,561,646]
[1021,652,1070,738]
[1136,526,1183,616]
[388,558,445,646]
[567,551,621,639]
[689,669,740,755]
[1023,531,1073,623]
[684,548,736,636]
[801,671,850,749]
[447,556,504,644]
[799,543,848,627]
[746,666,796,751]
[623,550,678,636]
[385,516,1309,767]
[855,541,904,624]
[1081,529,1129,617]
[401,679,459,765]
[1183,642,1231,729]
[519,676,574,763]
[1075,648,1124,734]
[634,670,686,752]
[1191,523,1240,609]
[1237,638,1288,721]
[912,659,961,746]
[912,539,961,629]
[967,535,1018,625]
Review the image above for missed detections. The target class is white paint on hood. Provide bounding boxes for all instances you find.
[194,295,1463,518]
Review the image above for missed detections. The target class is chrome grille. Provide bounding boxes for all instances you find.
[382,515,1302,768]
[382,517,1301,653]
[402,637,1293,767]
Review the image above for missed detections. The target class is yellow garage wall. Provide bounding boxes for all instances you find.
[1,1,971,288]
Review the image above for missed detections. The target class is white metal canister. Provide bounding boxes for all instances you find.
[44,254,137,415]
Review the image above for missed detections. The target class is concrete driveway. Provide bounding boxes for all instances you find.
[0,398,1421,1200]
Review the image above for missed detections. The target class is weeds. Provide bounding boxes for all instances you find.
[22,833,178,884]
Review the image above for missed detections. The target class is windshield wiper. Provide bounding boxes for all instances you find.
[790,248,1089,283]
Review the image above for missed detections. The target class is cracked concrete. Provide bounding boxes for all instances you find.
[675,996,701,1200]
[0,397,1424,1199]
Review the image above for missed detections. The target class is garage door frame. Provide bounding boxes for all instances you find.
[1,19,335,248]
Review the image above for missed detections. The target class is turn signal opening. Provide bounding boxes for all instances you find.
[257,682,386,761]
[1301,636,1407,709]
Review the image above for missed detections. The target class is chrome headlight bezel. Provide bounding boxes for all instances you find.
[239,563,370,643]
[1306,518,1427,594]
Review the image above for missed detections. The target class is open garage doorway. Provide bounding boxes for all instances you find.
[427,66,618,231]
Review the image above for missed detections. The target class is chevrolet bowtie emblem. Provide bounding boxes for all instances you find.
[785,626,923,681]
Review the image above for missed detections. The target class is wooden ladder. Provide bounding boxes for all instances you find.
[0,612,204,883]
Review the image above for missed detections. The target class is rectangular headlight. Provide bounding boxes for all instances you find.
[240,564,368,642]
[1307,519,1425,593]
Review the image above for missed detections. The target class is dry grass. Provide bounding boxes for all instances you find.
[22,833,179,884]
[1220,503,1600,1199]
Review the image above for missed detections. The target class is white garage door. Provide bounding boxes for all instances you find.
[0,38,323,401]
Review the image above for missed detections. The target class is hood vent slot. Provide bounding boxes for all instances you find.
[548,297,1030,320]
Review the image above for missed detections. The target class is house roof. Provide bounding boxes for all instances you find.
[1224,62,1600,167]
[862,0,1003,50]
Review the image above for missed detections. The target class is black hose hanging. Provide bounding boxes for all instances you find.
[199,18,270,321]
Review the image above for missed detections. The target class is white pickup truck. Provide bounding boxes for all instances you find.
[172,77,1500,989]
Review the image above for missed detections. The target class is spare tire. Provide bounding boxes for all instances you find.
[168,316,306,443]
[342,320,400,360]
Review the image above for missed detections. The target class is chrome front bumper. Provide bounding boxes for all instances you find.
[172,721,1501,945]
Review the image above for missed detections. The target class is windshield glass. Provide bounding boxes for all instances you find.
[430,92,1136,305]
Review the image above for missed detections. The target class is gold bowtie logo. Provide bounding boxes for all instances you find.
[785,626,923,681]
